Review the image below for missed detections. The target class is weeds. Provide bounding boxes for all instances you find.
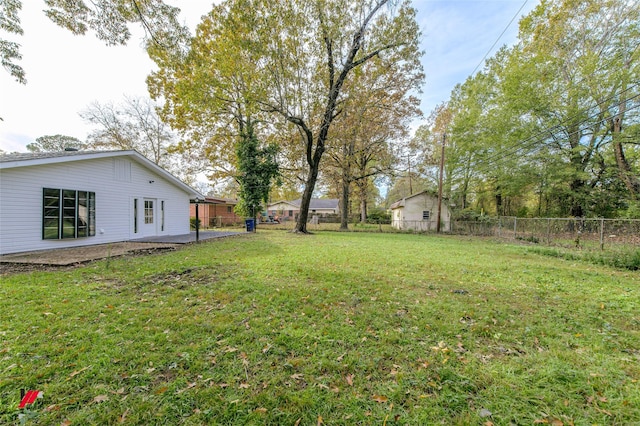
[1,231,638,425]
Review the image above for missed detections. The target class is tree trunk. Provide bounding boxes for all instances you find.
[612,101,639,198]
[569,178,585,217]
[358,180,368,223]
[340,171,350,230]
[295,164,320,233]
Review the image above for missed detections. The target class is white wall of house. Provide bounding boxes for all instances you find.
[0,156,192,255]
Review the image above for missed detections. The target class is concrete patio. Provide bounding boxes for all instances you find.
[0,231,247,267]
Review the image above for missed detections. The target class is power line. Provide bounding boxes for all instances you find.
[474,85,640,170]
[469,0,530,77]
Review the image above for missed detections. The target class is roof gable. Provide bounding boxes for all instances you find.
[0,150,203,199]
[390,190,440,210]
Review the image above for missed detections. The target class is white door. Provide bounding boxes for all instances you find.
[143,198,157,236]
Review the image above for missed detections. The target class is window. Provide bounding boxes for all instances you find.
[43,188,95,240]
[227,206,232,213]
[288,210,293,217]
[133,199,139,233]
[144,200,154,224]
[161,201,165,231]
[422,210,431,220]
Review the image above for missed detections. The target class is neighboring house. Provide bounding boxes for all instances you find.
[0,150,202,255]
[267,198,340,221]
[390,191,451,232]
[190,197,242,227]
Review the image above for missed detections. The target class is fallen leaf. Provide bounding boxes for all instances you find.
[93,395,109,403]
[317,415,324,425]
[533,420,548,424]
[294,418,302,426]
[372,395,388,403]
[255,407,267,413]
[118,409,129,423]
[154,386,168,395]
[290,373,304,380]
[479,408,492,418]
[595,407,612,416]
[44,404,60,412]
[239,383,250,389]
[346,374,354,386]
[177,382,197,394]
[61,420,72,426]
[550,419,564,426]
[484,422,494,426]
[69,366,91,377]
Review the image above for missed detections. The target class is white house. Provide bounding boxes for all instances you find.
[390,191,451,232]
[267,198,340,221]
[0,150,203,255]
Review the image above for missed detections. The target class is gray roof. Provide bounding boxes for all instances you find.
[270,198,339,210]
[0,150,107,162]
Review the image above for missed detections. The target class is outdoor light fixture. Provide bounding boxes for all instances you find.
[149,180,155,184]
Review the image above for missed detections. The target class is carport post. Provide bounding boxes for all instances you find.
[195,198,200,243]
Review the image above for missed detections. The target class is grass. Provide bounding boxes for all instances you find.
[1,231,638,425]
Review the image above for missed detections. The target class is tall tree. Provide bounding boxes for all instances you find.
[26,134,85,152]
[148,0,423,233]
[506,0,640,216]
[257,0,423,232]
[147,0,268,187]
[80,96,175,167]
[325,55,423,228]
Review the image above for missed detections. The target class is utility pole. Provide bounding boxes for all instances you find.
[407,154,413,195]
[436,133,446,233]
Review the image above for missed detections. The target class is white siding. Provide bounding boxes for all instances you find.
[391,193,451,231]
[0,157,192,255]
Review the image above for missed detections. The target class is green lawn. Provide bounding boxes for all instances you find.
[1,231,638,425]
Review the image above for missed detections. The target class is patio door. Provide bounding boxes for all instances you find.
[142,198,157,236]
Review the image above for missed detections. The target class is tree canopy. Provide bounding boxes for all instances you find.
[414,0,640,219]
[1,0,186,83]
[148,0,424,231]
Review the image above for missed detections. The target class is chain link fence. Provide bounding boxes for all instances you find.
[263,216,639,250]
[452,217,640,250]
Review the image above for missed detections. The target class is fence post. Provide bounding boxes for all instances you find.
[546,218,551,244]
[498,216,502,238]
[600,218,605,251]
[513,217,517,240]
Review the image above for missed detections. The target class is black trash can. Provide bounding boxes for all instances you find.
[245,218,255,232]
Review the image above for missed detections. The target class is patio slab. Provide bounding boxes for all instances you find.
[0,231,247,267]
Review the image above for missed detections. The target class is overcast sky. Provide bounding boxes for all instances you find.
[0,0,538,153]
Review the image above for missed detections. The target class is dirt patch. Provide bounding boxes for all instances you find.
[0,242,180,276]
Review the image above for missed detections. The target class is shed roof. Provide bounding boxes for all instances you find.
[389,190,440,210]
